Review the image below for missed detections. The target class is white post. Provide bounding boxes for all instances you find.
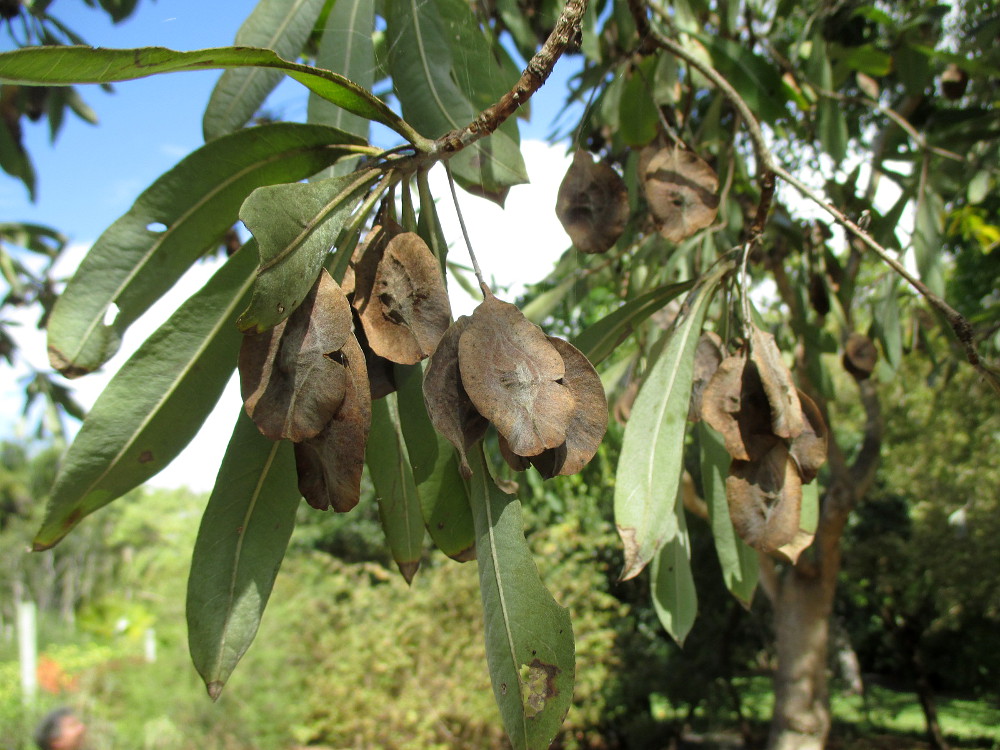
[16,597,38,706]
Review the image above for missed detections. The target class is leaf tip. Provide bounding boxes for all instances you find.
[397,560,420,585]
[616,525,646,581]
[206,681,224,702]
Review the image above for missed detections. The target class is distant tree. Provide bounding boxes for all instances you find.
[0,2,997,749]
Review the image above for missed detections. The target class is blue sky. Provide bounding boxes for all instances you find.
[1,0,580,488]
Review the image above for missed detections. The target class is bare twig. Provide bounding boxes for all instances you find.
[432,0,588,157]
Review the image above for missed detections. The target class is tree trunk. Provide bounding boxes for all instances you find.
[766,566,836,750]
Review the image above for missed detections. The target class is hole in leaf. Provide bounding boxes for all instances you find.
[103,303,120,327]
[146,221,168,233]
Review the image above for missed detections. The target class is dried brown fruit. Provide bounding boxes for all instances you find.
[640,144,720,242]
[842,332,878,380]
[353,225,451,365]
[726,442,802,553]
[458,288,576,457]
[506,337,607,478]
[688,331,724,422]
[788,389,828,483]
[239,270,353,442]
[701,351,778,462]
[940,63,968,100]
[750,326,803,440]
[555,149,630,254]
[808,272,830,317]
[295,334,371,512]
[423,316,490,478]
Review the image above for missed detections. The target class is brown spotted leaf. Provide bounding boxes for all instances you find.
[789,389,828,483]
[458,288,575,457]
[688,331,724,422]
[750,326,803,440]
[422,315,489,478]
[726,442,802,553]
[640,145,719,242]
[356,231,451,364]
[295,334,371,512]
[700,351,777,462]
[239,270,353,442]
[555,149,630,254]
[843,332,878,380]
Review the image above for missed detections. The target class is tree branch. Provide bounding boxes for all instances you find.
[630,3,997,387]
[432,0,588,157]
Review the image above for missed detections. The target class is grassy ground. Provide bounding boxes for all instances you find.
[654,676,1000,750]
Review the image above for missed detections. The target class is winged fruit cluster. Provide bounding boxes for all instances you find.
[239,202,609,512]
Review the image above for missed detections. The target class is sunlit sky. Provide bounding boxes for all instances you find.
[0,1,581,490]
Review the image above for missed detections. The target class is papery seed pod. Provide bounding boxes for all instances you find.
[842,332,878,380]
[555,150,630,254]
[639,144,720,242]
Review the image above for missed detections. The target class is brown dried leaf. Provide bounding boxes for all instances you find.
[789,389,828,483]
[422,316,489,479]
[774,529,815,565]
[726,442,802,553]
[640,145,719,242]
[701,351,777,462]
[458,289,575,457]
[239,270,353,442]
[357,231,451,364]
[750,326,803,440]
[688,331,724,422]
[843,332,877,380]
[295,334,371,512]
[555,150,630,254]
[352,309,396,400]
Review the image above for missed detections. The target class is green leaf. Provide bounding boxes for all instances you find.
[697,33,787,125]
[33,246,257,551]
[572,280,694,366]
[366,394,427,583]
[913,191,946,295]
[468,445,575,750]
[614,262,730,581]
[237,169,378,333]
[0,111,36,200]
[650,497,697,646]
[873,278,902,371]
[47,123,361,376]
[307,0,374,146]
[385,0,527,202]
[186,409,300,701]
[521,275,577,325]
[395,363,475,561]
[698,422,758,607]
[818,99,848,163]
[204,0,328,140]
[0,45,418,143]
[619,60,659,147]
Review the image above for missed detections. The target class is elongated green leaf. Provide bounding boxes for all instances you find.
[366,394,426,583]
[395,362,475,561]
[521,275,578,325]
[468,445,575,750]
[34,246,257,550]
[614,262,730,581]
[913,190,946,296]
[204,0,328,140]
[385,0,527,202]
[572,281,694,366]
[698,422,758,608]
[697,33,787,125]
[307,0,374,173]
[0,45,417,142]
[47,123,361,376]
[650,496,697,646]
[186,410,300,700]
[237,170,377,333]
